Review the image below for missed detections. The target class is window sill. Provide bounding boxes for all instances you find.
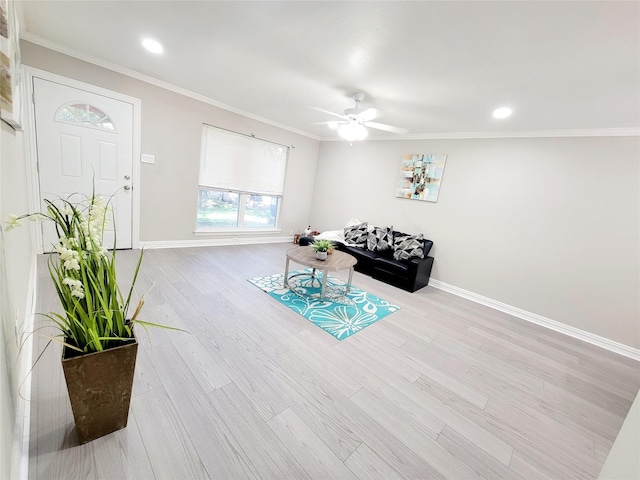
[194,228,282,236]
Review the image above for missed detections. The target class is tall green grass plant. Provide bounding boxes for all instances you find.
[6,192,154,353]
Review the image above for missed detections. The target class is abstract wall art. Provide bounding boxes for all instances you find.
[0,0,21,129]
[395,153,447,202]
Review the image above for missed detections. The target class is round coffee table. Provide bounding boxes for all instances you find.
[284,246,357,300]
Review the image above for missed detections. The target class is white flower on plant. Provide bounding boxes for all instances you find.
[71,290,85,299]
[78,199,109,251]
[56,245,73,261]
[4,214,21,231]
[80,220,90,237]
[63,258,80,271]
[56,244,81,271]
[62,277,80,288]
[62,277,85,299]
[61,236,78,249]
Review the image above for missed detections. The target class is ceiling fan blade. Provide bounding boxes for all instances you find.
[309,106,348,120]
[364,121,408,134]
[358,108,378,122]
[314,120,348,125]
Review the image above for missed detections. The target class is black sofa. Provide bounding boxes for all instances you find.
[300,231,434,293]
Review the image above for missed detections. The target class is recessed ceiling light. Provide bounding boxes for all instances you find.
[142,38,163,54]
[493,107,513,119]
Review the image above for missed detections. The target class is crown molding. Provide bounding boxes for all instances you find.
[21,33,321,141]
[322,127,640,142]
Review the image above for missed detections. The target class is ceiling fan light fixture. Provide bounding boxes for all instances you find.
[316,92,402,139]
[338,122,368,141]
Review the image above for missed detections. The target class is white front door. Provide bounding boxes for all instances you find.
[33,77,134,251]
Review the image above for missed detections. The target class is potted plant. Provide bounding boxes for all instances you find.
[311,239,333,261]
[5,192,169,444]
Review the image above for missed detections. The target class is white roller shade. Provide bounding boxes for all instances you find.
[199,126,288,195]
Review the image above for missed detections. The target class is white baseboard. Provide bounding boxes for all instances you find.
[139,235,293,249]
[11,253,38,480]
[429,279,640,362]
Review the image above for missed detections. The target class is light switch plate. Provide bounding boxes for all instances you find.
[141,154,155,164]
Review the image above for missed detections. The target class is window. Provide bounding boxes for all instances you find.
[197,125,288,231]
[56,104,115,131]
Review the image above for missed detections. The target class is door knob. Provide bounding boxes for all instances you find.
[124,185,131,191]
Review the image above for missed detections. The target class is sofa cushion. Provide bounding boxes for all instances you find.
[344,222,368,246]
[393,233,425,260]
[367,226,393,252]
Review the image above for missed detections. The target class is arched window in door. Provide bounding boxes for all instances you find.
[55,104,116,131]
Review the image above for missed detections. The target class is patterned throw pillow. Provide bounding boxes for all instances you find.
[393,234,425,260]
[367,226,393,252]
[344,222,368,246]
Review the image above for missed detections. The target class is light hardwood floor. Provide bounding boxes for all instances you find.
[28,244,640,479]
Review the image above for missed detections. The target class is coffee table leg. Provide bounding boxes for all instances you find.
[321,270,328,299]
[284,257,291,288]
[347,267,354,293]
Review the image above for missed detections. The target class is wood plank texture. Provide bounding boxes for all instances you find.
[28,244,640,479]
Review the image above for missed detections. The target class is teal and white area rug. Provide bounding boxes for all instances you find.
[248,269,399,340]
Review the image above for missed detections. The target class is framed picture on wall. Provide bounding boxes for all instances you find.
[395,153,447,202]
[0,0,22,129]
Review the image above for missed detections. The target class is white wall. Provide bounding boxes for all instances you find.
[598,391,640,479]
[21,41,320,244]
[1,122,34,480]
[311,137,639,349]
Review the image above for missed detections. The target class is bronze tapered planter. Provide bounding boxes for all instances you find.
[61,335,138,444]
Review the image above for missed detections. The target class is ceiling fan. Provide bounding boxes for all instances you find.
[314,93,407,141]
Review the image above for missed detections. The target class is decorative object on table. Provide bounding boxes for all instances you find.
[304,225,312,236]
[395,154,447,202]
[294,233,300,244]
[249,270,399,340]
[4,192,177,444]
[311,239,333,260]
